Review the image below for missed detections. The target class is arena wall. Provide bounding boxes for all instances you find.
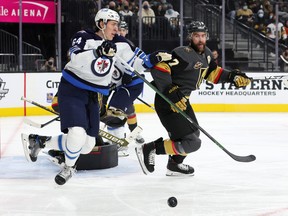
[0,72,287,117]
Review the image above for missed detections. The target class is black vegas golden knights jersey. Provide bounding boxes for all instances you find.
[150,45,230,97]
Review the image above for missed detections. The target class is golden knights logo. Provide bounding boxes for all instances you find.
[0,78,9,100]
[193,61,203,69]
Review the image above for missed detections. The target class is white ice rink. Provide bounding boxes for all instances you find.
[1,112,288,216]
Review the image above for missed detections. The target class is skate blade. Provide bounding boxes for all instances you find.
[166,170,195,177]
[118,152,129,157]
[21,133,33,162]
[135,146,148,175]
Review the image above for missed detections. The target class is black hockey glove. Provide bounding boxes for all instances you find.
[96,40,117,58]
[143,51,172,68]
[122,73,133,85]
[228,69,251,88]
[164,84,187,113]
[51,95,59,113]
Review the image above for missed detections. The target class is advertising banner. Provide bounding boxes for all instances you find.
[0,1,56,24]
[0,72,287,116]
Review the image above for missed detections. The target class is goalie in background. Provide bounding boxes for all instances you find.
[100,20,146,157]
[135,21,251,176]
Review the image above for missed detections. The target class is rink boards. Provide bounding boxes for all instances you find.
[0,71,287,116]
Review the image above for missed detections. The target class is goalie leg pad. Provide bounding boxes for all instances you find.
[76,143,118,170]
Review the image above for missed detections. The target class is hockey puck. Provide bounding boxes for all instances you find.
[167,197,177,207]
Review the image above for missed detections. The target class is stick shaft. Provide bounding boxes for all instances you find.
[116,55,255,162]
[21,96,59,115]
[137,97,155,111]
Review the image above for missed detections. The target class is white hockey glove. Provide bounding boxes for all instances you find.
[143,51,172,68]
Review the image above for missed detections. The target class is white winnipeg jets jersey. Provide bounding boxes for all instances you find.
[63,29,146,95]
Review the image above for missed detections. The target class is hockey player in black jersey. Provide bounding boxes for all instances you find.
[135,21,251,176]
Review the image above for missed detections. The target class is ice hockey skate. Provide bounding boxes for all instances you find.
[117,145,129,157]
[21,133,50,162]
[43,150,66,168]
[166,157,194,176]
[135,142,156,175]
[54,164,76,185]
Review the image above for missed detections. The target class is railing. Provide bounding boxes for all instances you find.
[0,29,44,72]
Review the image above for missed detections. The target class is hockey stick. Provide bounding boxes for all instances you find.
[21,96,59,115]
[21,96,142,146]
[137,97,155,111]
[116,55,256,163]
[24,116,60,128]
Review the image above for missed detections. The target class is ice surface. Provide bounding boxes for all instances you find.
[0,113,288,216]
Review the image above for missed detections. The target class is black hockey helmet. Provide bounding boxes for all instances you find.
[187,21,209,39]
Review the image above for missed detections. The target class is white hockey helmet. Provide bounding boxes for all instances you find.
[95,8,120,25]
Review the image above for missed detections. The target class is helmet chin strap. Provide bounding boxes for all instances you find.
[96,21,108,40]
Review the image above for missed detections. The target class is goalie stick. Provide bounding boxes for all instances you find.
[21,96,142,146]
[116,55,256,163]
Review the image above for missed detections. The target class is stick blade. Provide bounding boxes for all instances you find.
[23,118,42,128]
[229,153,256,162]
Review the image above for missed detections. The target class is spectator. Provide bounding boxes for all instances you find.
[266,16,287,57]
[212,49,222,67]
[236,2,254,26]
[40,57,56,71]
[280,48,288,72]
[108,1,119,12]
[164,4,179,29]
[254,7,267,35]
[266,16,287,43]
[138,1,155,27]
[263,0,273,17]
[155,3,166,17]
[119,1,134,17]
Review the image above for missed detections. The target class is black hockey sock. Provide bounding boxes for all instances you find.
[170,155,186,164]
[154,139,166,155]
[128,122,137,132]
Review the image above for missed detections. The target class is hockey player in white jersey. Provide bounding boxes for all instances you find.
[22,8,171,185]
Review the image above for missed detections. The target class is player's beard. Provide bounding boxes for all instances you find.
[190,41,206,54]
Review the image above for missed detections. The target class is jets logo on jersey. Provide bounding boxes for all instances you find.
[194,61,203,69]
[112,66,122,82]
[91,58,112,77]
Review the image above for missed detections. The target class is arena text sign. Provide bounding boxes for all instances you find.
[0,1,56,24]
